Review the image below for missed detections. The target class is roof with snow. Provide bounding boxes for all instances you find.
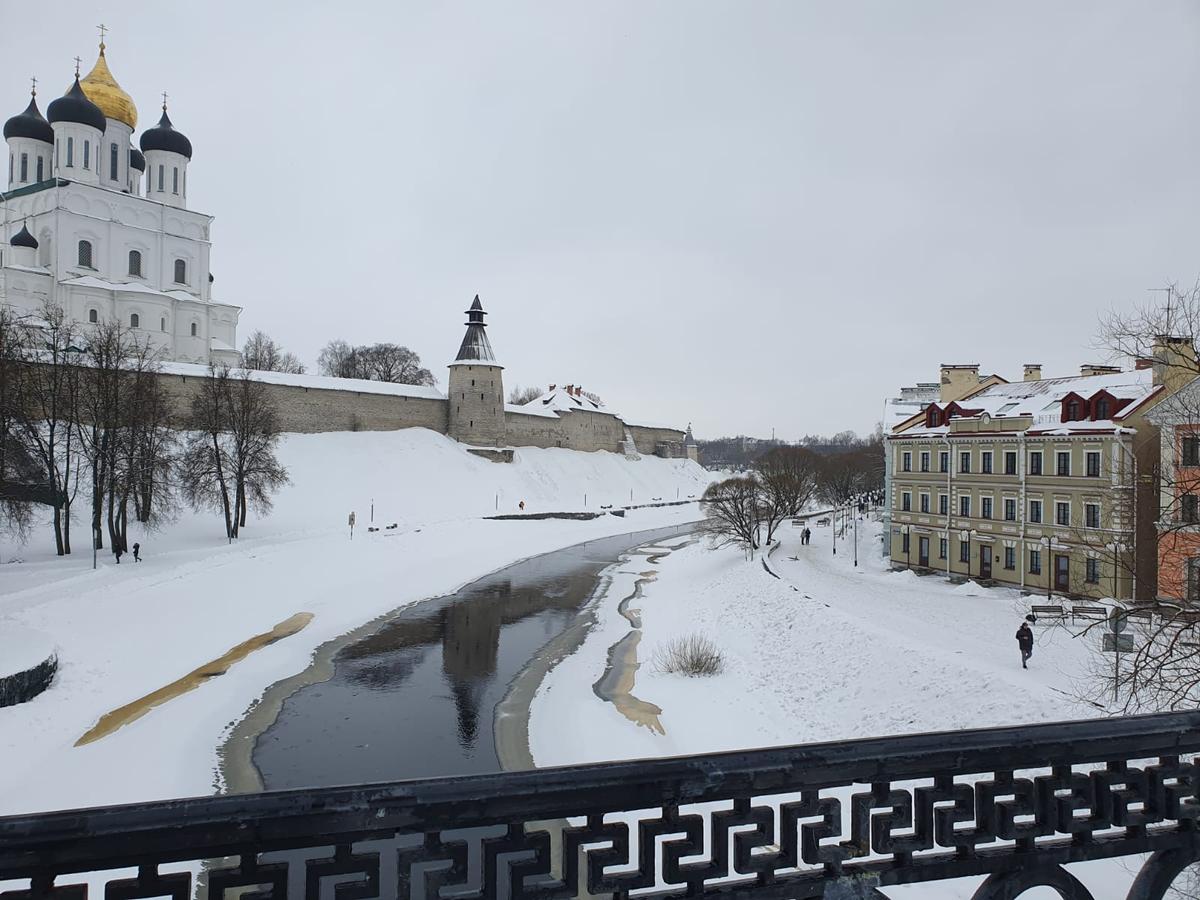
[59,275,239,308]
[157,361,446,401]
[893,368,1162,437]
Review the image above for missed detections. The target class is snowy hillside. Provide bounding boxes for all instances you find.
[0,429,713,815]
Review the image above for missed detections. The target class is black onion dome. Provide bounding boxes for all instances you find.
[10,223,38,249]
[47,77,107,133]
[139,109,191,159]
[4,95,53,143]
[129,147,145,171]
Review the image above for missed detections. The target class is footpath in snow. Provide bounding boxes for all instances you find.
[0,428,713,816]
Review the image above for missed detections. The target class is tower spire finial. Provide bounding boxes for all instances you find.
[30,76,37,97]
[161,91,168,112]
[73,56,82,78]
[97,23,107,53]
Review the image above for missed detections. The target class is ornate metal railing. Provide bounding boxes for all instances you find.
[2,712,1200,899]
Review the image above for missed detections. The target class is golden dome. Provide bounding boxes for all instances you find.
[78,43,137,129]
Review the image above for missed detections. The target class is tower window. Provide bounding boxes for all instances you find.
[77,239,93,268]
[36,156,43,181]
[158,165,164,191]
[128,250,142,277]
[110,143,118,181]
[83,140,89,170]
[160,317,166,332]
[174,259,187,284]
[66,137,74,167]
[130,313,140,329]
[172,167,179,194]
[88,309,98,323]
[19,153,27,182]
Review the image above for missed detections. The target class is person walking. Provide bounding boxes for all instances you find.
[132,542,141,562]
[1015,621,1034,669]
[113,545,123,565]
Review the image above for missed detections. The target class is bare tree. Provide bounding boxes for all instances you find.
[0,307,34,538]
[242,330,305,374]
[225,368,289,532]
[180,365,236,540]
[317,339,435,386]
[700,477,762,554]
[756,446,821,544]
[507,384,542,405]
[316,339,355,378]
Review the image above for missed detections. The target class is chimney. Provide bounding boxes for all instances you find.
[1023,364,1042,382]
[1134,359,1153,371]
[1080,364,1122,377]
[939,364,981,402]
[1152,335,1199,394]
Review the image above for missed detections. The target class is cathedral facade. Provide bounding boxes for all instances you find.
[2,38,240,365]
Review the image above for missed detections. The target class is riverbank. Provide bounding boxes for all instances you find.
[0,428,712,816]
[529,517,1105,766]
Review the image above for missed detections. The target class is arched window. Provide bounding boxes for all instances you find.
[172,167,179,194]
[174,259,186,284]
[128,250,142,277]
[160,317,167,332]
[88,309,98,324]
[66,136,74,167]
[190,322,198,337]
[82,140,90,170]
[129,313,139,329]
[36,156,43,181]
[19,153,27,182]
[157,165,164,192]
[77,239,93,268]
[110,143,118,181]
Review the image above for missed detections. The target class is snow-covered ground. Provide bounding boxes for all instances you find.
[529,516,1135,899]
[0,428,713,816]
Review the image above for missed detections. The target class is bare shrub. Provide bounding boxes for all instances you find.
[653,634,725,677]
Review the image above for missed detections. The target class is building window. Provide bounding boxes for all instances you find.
[939,451,949,473]
[19,152,27,182]
[1056,501,1071,526]
[1086,451,1101,477]
[960,451,971,473]
[1067,400,1081,421]
[130,313,139,329]
[959,541,970,563]
[901,532,910,554]
[919,493,930,514]
[1004,451,1017,475]
[960,496,971,517]
[157,165,164,191]
[1029,451,1043,476]
[1095,398,1110,420]
[1183,435,1200,467]
[82,140,89,170]
[902,492,911,512]
[1188,558,1200,604]
[110,142,118,180]
[1029,499,1043,524]
[172,167,179,194]
[981,497,993,519]
[1056,451,1071,476]
[1085,503,1100,529]
[1004,498,1016,521]
[174,259,187,283]
[36,156,43,181]
[902,451,911,472]
[1029,549,1042,575]
[88,309,98,323]
[1184,493,1199,525]
[66,136,74,167]
[920,451,929,472]
[160,317,167,332]
[939,494,948,515]
[939,538,947,559]
[981,451,993,474]
[1004,547,1016,570]
[77,239,93,268]
[128,250,142,277]
[190,322,198,337]
[1086,558,1100,584]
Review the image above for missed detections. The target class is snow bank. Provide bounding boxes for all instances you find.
[0,429,714,815]
[0,625,55,682]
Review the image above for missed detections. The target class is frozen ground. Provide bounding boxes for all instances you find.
[0,428,713,816]
[529,516,1138,899]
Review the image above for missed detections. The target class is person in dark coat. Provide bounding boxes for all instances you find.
[1015,621,1034,669]
[132,542,141,562]
[113,546,123,565]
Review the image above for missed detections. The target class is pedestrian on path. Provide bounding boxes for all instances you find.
[1015,621,1034,669]
[132,542,141,562]
[113,545,123,565]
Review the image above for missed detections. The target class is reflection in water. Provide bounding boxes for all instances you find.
[253,525,693,789]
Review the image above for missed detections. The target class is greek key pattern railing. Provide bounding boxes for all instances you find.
[2,712,1200,900]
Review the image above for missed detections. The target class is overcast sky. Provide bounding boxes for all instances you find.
[5,2,1200,439]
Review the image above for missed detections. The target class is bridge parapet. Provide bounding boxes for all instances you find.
[2,712,1200,899]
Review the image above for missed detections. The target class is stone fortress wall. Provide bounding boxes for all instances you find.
[155,368,698,460]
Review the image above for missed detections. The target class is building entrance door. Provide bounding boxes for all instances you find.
[979,545,992,579]
[918,536,929,568]
[1055,554,1070,592]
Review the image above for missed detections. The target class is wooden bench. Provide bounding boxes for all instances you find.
[1030,605,1065,621]
[1071,605,1108,624]
[1123,609,1153,626]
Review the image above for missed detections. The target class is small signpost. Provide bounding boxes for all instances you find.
[1103,606,1134,703]
[348,511,356,540]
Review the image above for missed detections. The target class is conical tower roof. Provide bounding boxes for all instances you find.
[452,294,500,365]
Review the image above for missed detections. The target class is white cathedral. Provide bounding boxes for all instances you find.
[2,37,240,365]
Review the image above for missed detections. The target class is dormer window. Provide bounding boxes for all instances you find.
[1095,398,1110,420]
[1067,400,1080,421]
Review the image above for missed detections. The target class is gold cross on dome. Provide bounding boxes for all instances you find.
[97,23,108,43]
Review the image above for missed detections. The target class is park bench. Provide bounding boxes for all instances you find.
[1071,605,1108,624]
[1123,608,1153,626]
[816,517,830,526]
[1030,604,1065,621]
